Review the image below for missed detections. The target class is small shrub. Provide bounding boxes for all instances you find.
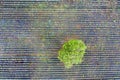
[58,39,87,69]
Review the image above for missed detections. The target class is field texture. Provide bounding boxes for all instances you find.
[0,0,120,79]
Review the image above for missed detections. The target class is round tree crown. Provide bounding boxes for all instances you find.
[58,39,87,69]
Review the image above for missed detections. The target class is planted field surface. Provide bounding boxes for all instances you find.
[0,0,120,79]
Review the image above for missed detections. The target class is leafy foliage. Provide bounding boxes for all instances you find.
[58,39,87,69]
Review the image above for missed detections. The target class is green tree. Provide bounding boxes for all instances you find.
[58,39,87,69]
